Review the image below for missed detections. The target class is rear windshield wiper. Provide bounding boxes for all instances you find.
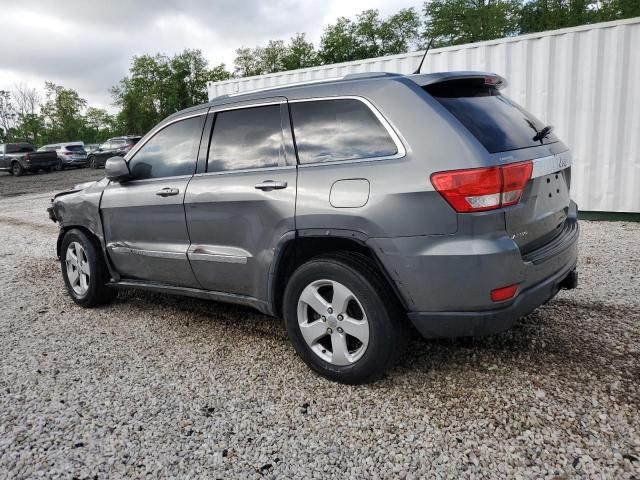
[533,125,554,142]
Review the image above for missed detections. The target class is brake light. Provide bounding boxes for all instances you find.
[491,284,519,302]
[431,161,532,213]
[24,153,31,162]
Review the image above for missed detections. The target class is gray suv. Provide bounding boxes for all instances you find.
[48,71,579,384]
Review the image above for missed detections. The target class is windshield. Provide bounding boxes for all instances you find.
[426,79,559,153]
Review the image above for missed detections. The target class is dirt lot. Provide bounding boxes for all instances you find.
[0,168,105,198]
[0,169,638,478]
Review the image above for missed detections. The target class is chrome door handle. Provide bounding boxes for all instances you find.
[255,180,287,191]
[156,187,180,197]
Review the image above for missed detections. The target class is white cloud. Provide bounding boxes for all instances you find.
[0,0,423,112]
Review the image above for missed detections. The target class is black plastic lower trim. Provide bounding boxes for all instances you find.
[407,262,577,338]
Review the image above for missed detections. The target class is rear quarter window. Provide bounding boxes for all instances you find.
[425,79,558,153]
[290,98,398,164]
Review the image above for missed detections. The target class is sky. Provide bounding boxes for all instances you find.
[0,0,423,113]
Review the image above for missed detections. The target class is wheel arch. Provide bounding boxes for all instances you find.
[56,224,119,282]
[269,230,408,318]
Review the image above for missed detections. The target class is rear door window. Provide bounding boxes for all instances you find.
[425,79,558,153]
[290,98,398,164]
[207,105,285,172]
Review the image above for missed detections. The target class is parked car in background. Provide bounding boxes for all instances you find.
[48,72,579,383]
[38,142,88,170]
[84,144,100,154]
[87,136,141,169]
[0,143,58,176]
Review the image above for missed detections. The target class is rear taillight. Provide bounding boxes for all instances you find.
[63,151,74,155]
[124,144,134,151]
[24,153,31,162]
[431,161,533,213]
[490,284,519,302]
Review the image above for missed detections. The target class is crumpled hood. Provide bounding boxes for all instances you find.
[53,178,108,199]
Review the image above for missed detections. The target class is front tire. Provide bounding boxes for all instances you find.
[12,162,23,176]
[88,156,98,169]
[60,229,116,307]
[283,252,408,384]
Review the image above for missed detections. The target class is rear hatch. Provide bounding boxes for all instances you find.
[65,144,87,158]
[424,75,572,253]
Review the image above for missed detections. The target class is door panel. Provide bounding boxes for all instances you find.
[184,99,297,301]
[101,176,199,287]
[185,168,296,298]
[100,112,206,287]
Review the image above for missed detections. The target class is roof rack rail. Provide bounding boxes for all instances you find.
[213,71,400,99]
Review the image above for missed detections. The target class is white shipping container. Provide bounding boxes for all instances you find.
[209,18,640,213]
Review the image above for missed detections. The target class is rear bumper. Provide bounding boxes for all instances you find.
[369,201,579,338]
[26,160,58,169]
[407,263,577,338]
[61,158,87,166]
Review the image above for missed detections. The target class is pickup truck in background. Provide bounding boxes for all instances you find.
[0,143,59,176]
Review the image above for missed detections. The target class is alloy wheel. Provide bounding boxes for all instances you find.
[297,279,370,366]
[66,241,90,296]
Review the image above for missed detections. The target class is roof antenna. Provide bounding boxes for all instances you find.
[413,38,434,74]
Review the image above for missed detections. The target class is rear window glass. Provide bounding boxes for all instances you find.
[66,145,85,152]
[6,144,34,153]
[127,137,141,145]
[290,99,398,164]
[426,79,558,153]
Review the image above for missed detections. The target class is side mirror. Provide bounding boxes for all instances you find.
[105,156,131,182]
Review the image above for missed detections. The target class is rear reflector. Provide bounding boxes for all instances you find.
[490,284,519,302]
[431,161,533,213]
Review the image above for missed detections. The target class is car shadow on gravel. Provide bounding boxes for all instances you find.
[24,256,639,397]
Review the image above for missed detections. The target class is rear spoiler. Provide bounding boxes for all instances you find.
[408,71,508,90]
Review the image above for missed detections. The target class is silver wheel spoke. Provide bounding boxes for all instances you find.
[297,278,370,367]
[330,333,350,365]
[331,281,354,315]
[68,267,79,285]
[66,242,90,296]
[299,285,330,315]
[299,320,327,345]
[341,316,369,345]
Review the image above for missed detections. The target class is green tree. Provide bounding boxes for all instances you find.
[519,0,595,33]
[82,107,116,143]
[0,90,15,142]
[234,47,265,77]
[209,63,232,82]
[282,33,318,70]
[318,17,361,64]
[423,0,522,47]
[594,0,640,20]
[40,82,87,142]
[318,8,422,64]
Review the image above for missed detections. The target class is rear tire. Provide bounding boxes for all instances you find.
[54,160,63,171]
[283,252,409,384]
[60,229,116,307]
[12,162,23,176]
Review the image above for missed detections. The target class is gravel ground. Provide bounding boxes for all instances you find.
[0,168,104,198]
[0,186,638,479]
